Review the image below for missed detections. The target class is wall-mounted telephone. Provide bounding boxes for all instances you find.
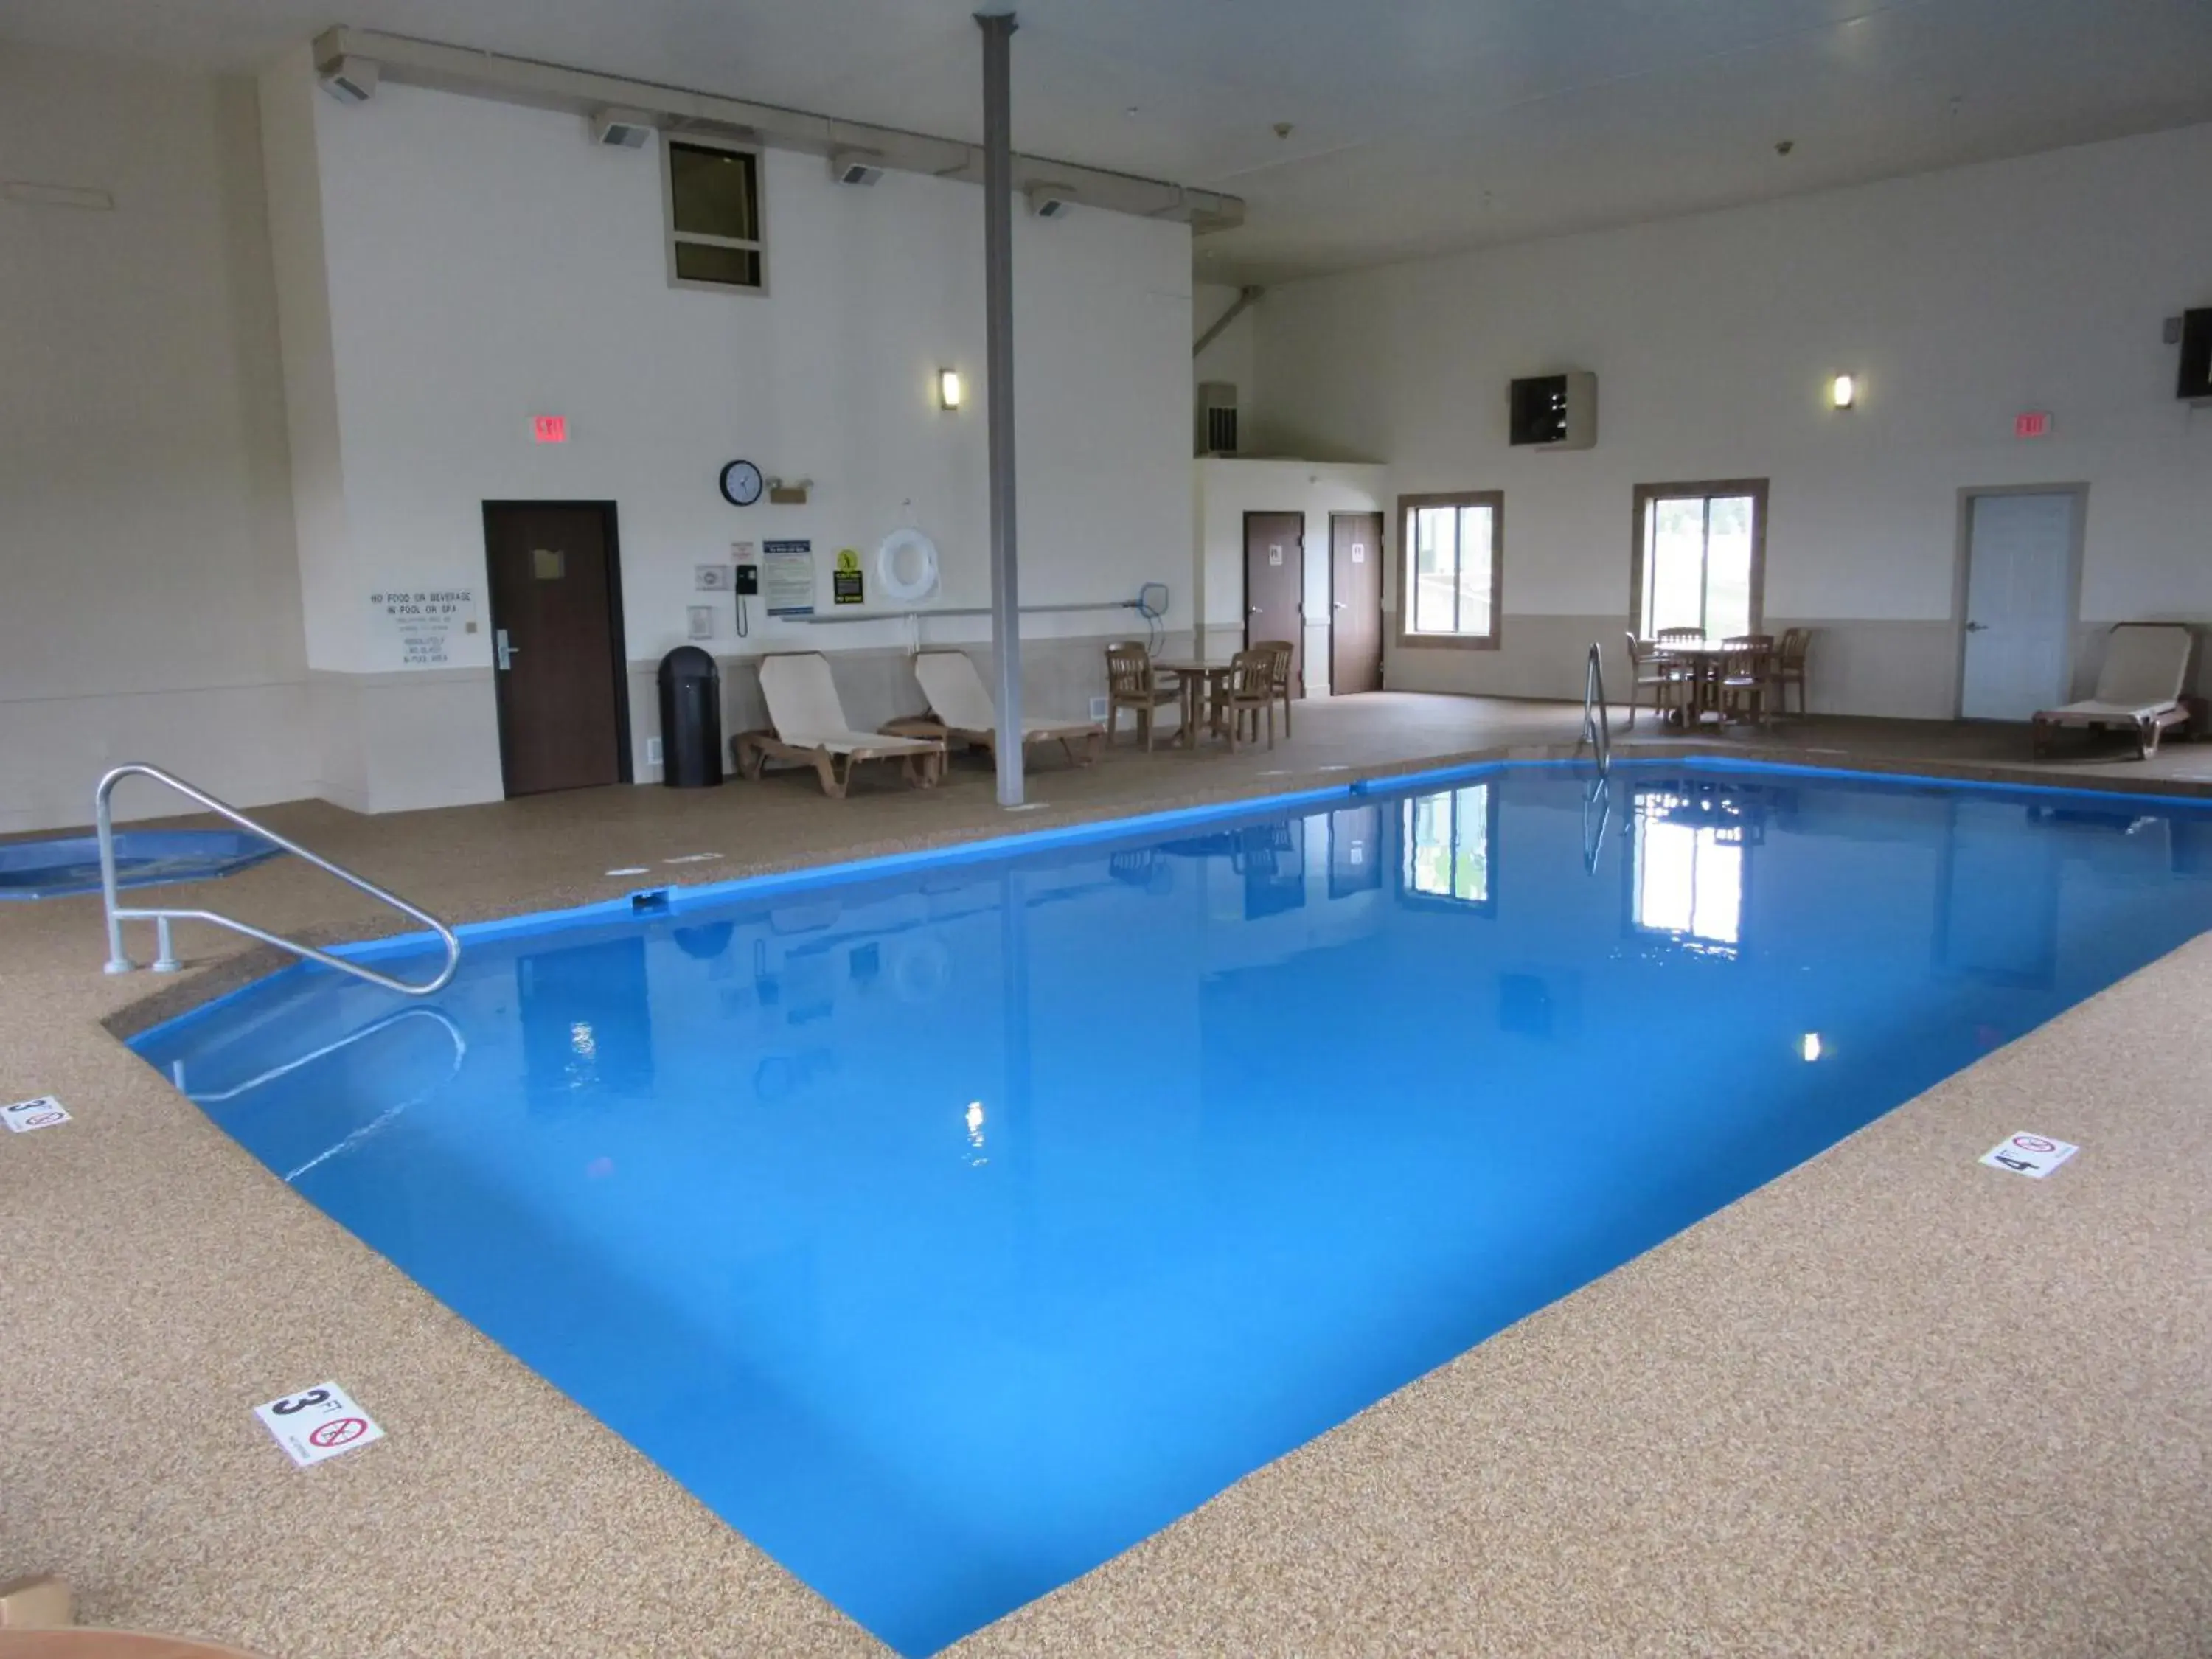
[733,562,759,636]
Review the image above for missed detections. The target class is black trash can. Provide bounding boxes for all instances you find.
[657,645,724,788]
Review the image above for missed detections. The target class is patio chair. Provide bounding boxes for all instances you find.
[2031,622,2195,759]
[1220,648,1277,751]
[1767,627,1811,718]
[1624,630,1686,728]
[1253,639,1296,736]
[732,653,945,797]
[1105,641,1178,750]
[911,650,1104,769]
[1719,634,1775,726]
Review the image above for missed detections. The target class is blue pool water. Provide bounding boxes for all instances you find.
[0,829,277,900]
[131,762,2212,1653]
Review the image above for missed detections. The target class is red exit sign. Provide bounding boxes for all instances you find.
[532,414,568,444]
[2014,411,2052,439]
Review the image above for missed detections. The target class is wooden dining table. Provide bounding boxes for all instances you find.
[1641,638,1747,727]
[1147,655,1240,748]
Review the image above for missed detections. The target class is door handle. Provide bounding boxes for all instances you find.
[1334,601,1349,610]
[1964,621,1989,633]
[496,627,520,669]
[1250,605,1262,615]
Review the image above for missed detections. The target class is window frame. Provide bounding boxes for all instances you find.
[1395,490,1504,651]
[661,136,768,296]
[1627,478,1768,640]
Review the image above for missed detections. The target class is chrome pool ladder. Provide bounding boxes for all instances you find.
[95,763,459,997]
[1579,641,1612,775]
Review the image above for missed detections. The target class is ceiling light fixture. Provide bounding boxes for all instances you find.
[1830,373,1857,410]
[936,369,964,411]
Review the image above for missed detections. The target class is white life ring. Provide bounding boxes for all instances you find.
[877,528,940,603]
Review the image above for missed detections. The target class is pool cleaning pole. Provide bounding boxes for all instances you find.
[978,8,1025,809]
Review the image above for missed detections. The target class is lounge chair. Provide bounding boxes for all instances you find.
[909,650,1104,768]
[2031,622,2195,759]
[733,653,945,796]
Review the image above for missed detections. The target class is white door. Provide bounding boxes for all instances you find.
[1960,491,2079,720]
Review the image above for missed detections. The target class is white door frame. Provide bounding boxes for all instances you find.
[1948,482,2087,720]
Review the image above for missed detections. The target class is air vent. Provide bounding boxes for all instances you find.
[1196,381,1239,456]
[318,55,378,104]
[831,150,885,187]
[591,108,656,148]
[1026,181,1077,219]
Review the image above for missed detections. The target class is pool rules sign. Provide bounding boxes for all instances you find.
[368,588,479,667]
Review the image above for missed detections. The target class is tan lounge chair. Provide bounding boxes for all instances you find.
[909,650,1103,768]
[733,653,945,797]
[2031,622,2195,759]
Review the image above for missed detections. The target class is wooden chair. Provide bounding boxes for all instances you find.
[1719,634,1775,726]
[1252,639,1296,737]
[1220,648,1277,751]
[1768,627,1811,719]
[1624,631,1686,729]
[1105,641,1178,750]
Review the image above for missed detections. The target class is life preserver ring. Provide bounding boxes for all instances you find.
[877,528,940,603]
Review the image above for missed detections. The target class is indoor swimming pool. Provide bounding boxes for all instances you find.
[129,761,2212,1655]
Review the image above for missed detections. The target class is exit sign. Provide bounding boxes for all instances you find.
[532,414,568,444]
[2014,411,2052,439]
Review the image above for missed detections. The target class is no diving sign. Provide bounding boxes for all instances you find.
[254,1382,386,1467]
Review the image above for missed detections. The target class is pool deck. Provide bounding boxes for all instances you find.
[3,693,2208,1658]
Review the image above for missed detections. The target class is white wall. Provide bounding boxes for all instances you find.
[1193,281,1256,434]
[1252,122,2212,714]
[1194,459,1389,689]
[1,44,309,833]
[265,58,1194,805]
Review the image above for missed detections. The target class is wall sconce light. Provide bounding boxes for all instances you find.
[936,368,964,411]
[1830,372,1857,410]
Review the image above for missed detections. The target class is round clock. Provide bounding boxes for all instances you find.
[719,459,764,507]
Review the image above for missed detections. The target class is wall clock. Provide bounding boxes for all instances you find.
[719,459,764,507]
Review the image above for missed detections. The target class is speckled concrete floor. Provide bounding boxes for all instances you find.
[3,694,2208,1658]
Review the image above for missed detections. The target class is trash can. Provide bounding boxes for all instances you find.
[657,645,723,788]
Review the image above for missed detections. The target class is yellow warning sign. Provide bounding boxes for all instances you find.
[835,547,862,574]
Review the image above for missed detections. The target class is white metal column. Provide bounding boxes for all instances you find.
[977,10,1024,807]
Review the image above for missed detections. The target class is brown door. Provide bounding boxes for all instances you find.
[484,501,630,796]
[1329,511,1384,695]
[1243,511,1304,693]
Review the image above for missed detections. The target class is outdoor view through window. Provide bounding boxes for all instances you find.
[1641,491,1757,638]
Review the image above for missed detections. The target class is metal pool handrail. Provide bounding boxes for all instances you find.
[1580,641,1611,774]
[95,763,460,997]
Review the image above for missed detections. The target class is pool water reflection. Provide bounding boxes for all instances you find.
[132,763,2212,1655]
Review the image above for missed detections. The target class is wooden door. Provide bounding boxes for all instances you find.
[1243,511,1304,694]
[484,502,629,796]
[1329,510,1383,695]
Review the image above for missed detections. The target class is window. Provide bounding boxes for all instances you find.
[1630,479,1767,639]
[664,139,764,293]
[1397,491,1502,647]
[1630,788,1746,954]
[1401,782,1495,911]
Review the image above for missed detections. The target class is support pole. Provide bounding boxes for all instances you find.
[977,10,1024,808]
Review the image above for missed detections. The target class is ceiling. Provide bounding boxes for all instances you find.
[5,0,2211,281]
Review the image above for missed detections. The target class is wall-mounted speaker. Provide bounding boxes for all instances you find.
[2177,308,2212,403]
[1509,371,1597,450]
